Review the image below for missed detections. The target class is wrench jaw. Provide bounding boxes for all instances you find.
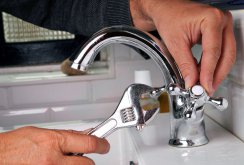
[117,84,161,131]
[69,84,161,156]
[88,84,162,138]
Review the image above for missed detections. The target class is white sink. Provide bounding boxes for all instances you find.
[10,113,244,165]
[129,114,244,165]
[38,120,138,165]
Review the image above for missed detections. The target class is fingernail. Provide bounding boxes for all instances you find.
[184,75,192,89]
[105,141,110,153]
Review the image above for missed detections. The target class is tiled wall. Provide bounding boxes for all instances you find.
[0,44,164,129]
[205,10,244,141]
[0,88,8,109]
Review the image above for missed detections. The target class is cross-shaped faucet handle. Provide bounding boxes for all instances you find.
[168,84,228,119]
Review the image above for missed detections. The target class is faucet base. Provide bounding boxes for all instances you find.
[169,137,209,147]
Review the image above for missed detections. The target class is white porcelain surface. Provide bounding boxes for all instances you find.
[229,10,244,85]
[130,114,244,165]
[205,79,244,142]
[33,120,137,165]
[16,113,244,165]
[0,88,8,109]
[0,108,50,128]
[10,82,90,107]
[230,83,244,141]
[0,103,118,128]
[204,80,233,132]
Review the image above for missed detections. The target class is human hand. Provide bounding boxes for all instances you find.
[130,0,236,95]
[0,126,110,165]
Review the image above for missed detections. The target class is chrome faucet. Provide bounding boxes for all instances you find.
[69,26,228,147]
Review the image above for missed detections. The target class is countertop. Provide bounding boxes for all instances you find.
[130,113,244,165]
[4,113,244,165]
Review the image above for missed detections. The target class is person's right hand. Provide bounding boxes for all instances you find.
[130,0,236,95]
[0,126,110,165]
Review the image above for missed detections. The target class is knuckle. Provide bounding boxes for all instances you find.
[86,136,98,152]
[177,61,198,80]
[38,130,61,147]
[202,8,226,29]
[226,11,233,21]
[51,130,67,149]
[207,68,215,76]
[204,46,221,59]
[18,126,36,131]
[42,131,55,140]
[212,47,221,58]
[178,62,192,74]
[208,8,225,23]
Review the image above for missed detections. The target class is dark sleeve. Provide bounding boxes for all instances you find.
[0,0,133,36]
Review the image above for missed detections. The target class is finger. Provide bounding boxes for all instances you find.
[53,128,93,134]
[51,129,84,136]
[200,16,225,94]
[167,38,199,89]
[62,156,95,165]
[58,130,110,154]
[146,31,198,88]
[145,31,164,50]
[212,12,236,92]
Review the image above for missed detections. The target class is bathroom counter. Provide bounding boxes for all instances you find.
[6,113,244,165]
[129,113,244,165]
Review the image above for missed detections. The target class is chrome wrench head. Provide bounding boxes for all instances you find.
[88,83,161,138]
[70,84,161,156]
[120,83,161,130]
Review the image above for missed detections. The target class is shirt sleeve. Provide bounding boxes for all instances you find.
[0,0,133,36]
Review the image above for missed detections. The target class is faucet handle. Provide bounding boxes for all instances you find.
[168,83,189,96]
[189,85,228,111]
[168,84,228,113]
[206,97,228,111]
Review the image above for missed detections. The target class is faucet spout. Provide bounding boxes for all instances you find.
[69,26,226,148]
[70,26,183,86]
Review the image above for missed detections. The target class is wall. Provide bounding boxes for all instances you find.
[204,10,244,141]
[0,44,164,129]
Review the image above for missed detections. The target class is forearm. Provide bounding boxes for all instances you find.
[0,0,133,36]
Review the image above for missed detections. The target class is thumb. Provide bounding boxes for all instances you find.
[58,130,110,154]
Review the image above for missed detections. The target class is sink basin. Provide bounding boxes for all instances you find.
[129,114,244,165]
[7,113,244,165]
[37,120,138,165]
